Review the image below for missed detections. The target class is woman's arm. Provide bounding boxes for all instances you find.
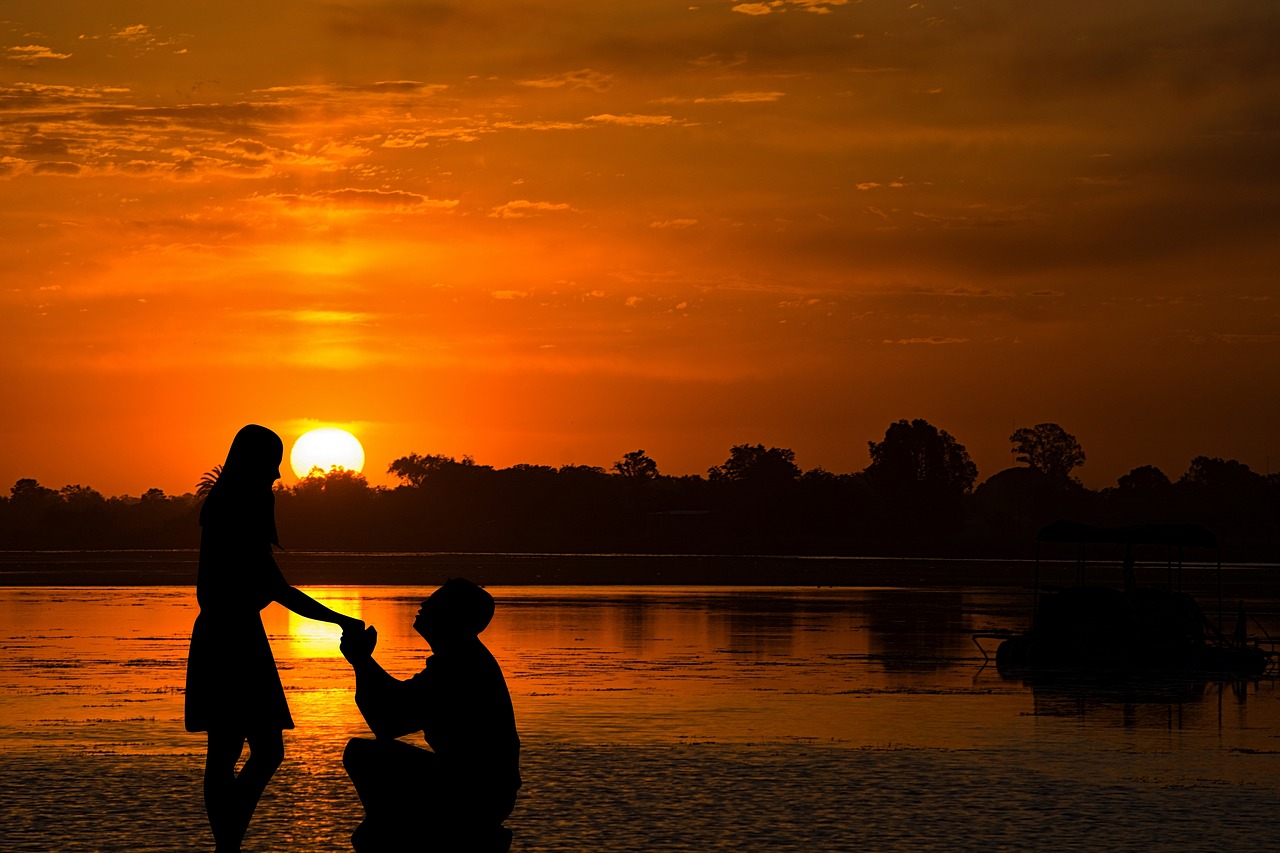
[275,585,363,631]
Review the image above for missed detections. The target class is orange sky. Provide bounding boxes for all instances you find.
[3,1,1278,496]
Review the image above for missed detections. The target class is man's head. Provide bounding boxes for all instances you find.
[414,578,495,646]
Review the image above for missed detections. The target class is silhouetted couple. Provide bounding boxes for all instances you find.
[185,425,520,852]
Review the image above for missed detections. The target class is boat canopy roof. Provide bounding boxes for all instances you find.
[1037,520,1218,549]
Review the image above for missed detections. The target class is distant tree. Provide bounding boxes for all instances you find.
[508,463,557,476]
[1105,465,1175,525]
[1175,456,1274,539]
[1010,423,1086,480]
[864,419,977,536]
[141,487,167,502]
[60,484,106,506]
[971,466,1094,543]
[708,444,801,485]
[1178,456,1263,492]
[800,466,840,484]
[1116,465,1171,492]
[196,465,222,499]
[613,450,659,481]
[387,453,473,488]
[11,478,58,503]
[291,466,370,495]
[559,464,608,478]
[866,419,978,497]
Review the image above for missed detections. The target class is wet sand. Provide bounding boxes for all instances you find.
[5,742,1279,852]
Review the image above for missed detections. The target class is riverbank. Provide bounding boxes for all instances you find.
[1,550,1276,597]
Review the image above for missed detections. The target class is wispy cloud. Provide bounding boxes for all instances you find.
[32,161,81,176]
[257,81,448,97]
[912,208,1039,228]
[78,24,189,54]
[884,336,970,345]
[257,189,458,213]
[585,113,679,127]
[732,0,848,15]
[517,69,612,92]
[653,91,785,104]
[6,45,72,63]
[489,199,576,218]
[731,4,777,16]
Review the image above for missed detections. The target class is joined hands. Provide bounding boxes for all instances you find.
[341,623,378,663]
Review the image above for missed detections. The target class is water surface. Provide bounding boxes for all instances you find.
[2,583,1279,851]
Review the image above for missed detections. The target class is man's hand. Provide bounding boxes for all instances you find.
[340,625,378,664]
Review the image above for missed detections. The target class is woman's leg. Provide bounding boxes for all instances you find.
[232,729,285,842]
[204,731,245,851]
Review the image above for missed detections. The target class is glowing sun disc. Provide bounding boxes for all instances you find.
[290,428,365,478]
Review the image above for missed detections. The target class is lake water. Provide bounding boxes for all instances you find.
[2,581,1280,851]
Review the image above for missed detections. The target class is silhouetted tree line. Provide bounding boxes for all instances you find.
[2,421,1277,559]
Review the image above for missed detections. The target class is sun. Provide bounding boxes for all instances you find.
[290,428,366,479]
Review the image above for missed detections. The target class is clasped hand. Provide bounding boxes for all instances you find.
[340,623,378,663]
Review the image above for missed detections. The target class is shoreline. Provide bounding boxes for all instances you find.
[1,550,1276,594]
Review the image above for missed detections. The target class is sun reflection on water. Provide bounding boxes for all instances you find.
[275,587,364,660]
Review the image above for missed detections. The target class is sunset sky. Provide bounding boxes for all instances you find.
[3,1,1278,496]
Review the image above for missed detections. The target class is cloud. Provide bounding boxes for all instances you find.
[517,69,612,92]
[78,24,189,54]
[0,83,390,181]
[382,126,486,147]
[732,0,847,14]
[1215,333,1280,345]
[6,45,72,62]
[32,162,81,176]
[489,199,575,219]
[912,208,1038,228]
[491,119,584,132]
[0,82,131,109]
[207,138,371,171]
[884,337,970,345]
[492,290,530,300]
[654,91,785,105]
[257,81,448,97]
[793,0,850,11]
[109,25,163,44]
[258,189,458,213]
[649,219,699,229]
[585,113,678,127]
[855,180,906,192]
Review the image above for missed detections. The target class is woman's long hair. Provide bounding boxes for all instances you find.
[199,424,283,548]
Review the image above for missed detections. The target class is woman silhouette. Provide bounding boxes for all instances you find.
[185,424,363,851]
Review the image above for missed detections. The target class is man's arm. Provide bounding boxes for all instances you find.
[340,626,422,740]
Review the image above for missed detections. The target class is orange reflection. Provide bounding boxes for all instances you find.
[4,585,1280,760]
[274,587,365,660]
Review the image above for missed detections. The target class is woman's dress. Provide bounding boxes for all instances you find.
[185,525,294,733]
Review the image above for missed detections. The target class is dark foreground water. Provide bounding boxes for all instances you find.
[2,579,1280,851]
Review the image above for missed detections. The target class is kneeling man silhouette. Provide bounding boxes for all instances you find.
[340,579,521,852]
